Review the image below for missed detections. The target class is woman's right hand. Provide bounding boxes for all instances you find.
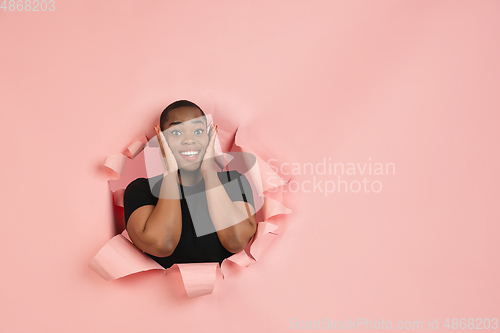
[154,125,178,175]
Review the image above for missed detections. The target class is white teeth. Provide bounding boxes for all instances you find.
[181,151,199,157]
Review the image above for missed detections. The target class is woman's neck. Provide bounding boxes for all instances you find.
[177,169,204,187]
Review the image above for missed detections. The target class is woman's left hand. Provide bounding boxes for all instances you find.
[200,123,218,176]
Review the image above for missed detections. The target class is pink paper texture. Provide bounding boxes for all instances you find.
[2,1,500,332]
[89,230,164,281]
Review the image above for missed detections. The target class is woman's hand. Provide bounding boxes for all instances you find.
[200,123,218,176]
[154,125,178,175]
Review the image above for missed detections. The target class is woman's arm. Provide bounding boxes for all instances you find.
[126,125,182,257]
[202,169,257,253]
[126,172,182,257]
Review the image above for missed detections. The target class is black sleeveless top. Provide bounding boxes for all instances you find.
[123,170,254,269]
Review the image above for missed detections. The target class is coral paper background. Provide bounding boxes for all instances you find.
[1,1,499,332]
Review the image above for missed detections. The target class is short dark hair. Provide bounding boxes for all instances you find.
[160,100,206,131]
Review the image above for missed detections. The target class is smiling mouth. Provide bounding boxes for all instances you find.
[180,150,200,157]
[179,150,201,161]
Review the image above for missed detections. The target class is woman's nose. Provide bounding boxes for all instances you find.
[181,133,196,144]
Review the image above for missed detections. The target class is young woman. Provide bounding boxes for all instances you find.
[123,100,257,269]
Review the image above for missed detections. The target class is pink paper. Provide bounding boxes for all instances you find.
[249,222,279,261]
[124,135,148,159]
[262,195,293,221]
[88,230,164,280]
[103,154,128,180]
[112,189,125,207]
[177,263,219,298]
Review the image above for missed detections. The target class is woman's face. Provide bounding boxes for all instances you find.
[162,106,209,172]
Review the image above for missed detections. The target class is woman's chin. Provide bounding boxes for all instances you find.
[178,162,202,172]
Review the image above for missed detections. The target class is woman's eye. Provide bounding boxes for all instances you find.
[171,130,181,136]
[194,129,204,135]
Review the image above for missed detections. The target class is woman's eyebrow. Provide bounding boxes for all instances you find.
[167,121,182,128]
[167,120,206,128]
[190,120,205,125]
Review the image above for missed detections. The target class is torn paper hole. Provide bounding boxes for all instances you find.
[90,115,292,297]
